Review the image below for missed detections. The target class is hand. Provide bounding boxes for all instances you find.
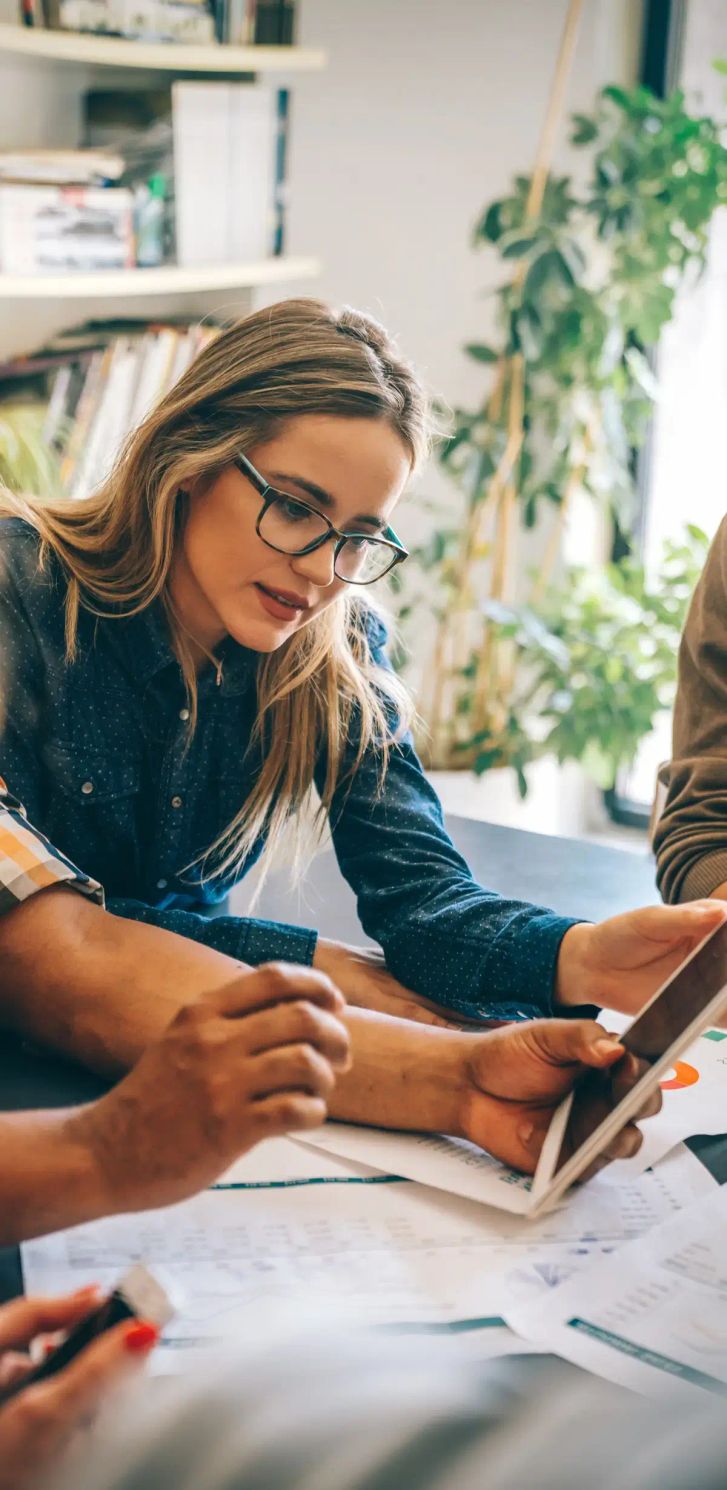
[0,1287,157,1490]
[67,962,351,1214]
[314,939,472,1030]
[556,900,727,1018]
[458,1019,662,1174]
[330,1009,658,1177]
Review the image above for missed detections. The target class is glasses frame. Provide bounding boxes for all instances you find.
[234,453,409,586]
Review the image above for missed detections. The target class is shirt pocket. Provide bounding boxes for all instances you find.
[41,742,145,894]
[43,743,142,807]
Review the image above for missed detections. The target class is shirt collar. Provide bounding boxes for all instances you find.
[108,601,256,697]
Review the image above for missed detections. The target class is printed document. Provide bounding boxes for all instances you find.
[503,1182,727,1398]
[22,1138,711,1369]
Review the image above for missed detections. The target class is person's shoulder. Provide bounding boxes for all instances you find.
[351,601,390,657]
[0,516,45,576]
[0,517,66,628]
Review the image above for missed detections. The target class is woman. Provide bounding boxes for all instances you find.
[0,298,720,1164]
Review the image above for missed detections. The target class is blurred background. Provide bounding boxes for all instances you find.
[0,0,724,851]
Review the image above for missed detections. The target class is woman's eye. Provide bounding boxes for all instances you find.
[345,536,369,552]
[279,497,313,523]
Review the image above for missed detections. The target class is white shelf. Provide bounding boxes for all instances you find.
[0,22,326,72]
[0,256,320,299]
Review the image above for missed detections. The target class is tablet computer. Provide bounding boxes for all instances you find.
[529,917,727,1219]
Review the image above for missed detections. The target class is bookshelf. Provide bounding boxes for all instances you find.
[0,22,326,73]
[0,256,320,299]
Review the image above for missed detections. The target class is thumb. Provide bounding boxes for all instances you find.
[527,1018,624,1071]
[632,900,727,946]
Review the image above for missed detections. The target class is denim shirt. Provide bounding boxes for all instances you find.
[0,518,577,1020]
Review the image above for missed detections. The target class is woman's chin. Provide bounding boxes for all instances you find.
[227,614,298,654]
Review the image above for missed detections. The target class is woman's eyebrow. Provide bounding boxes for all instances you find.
[269,472,386,531]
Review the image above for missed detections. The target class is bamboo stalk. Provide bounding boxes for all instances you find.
[427,0,584,766]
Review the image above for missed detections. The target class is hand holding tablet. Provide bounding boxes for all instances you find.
[531,918,727,1217]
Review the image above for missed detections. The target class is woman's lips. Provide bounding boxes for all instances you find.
[254,583,310,621]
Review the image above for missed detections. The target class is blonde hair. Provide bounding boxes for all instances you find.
[0,299,431,885]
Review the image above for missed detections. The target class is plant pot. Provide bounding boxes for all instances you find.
[426,758,608,839]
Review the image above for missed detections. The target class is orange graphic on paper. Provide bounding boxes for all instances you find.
[661,1060,700,1091]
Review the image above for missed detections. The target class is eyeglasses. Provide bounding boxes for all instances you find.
[234,453,409,586]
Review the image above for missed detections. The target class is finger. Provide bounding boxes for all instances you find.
[239,1000,350,1069]
[247,1044,337,1101]
[610,1054,662,1120]
[625,900,727,948]
[0,1286,102,1351]
[602,1122,643,1163]
[211,964,346,1020]
[0,1352,34,1391]
[528,1019,625,1072]
[252,1092,328,1136]
[26,1317,157,1421]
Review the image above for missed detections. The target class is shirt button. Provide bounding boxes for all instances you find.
[179,707,190,722]
[171,795,183,809]
[81,781,94,795]
[157,878,168,890]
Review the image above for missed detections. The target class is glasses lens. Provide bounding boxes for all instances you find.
[335,537,398,584]
[259,494,330,553]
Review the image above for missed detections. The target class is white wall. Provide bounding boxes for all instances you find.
[287,0,643,552]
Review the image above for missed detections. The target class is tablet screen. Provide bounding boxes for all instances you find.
[552,919,727,1175]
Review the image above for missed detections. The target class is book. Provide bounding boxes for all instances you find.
[56,0,215,41]
[271,87,289,255]
[172,82,276,266]
[253,0,294,43]
[0,149,125,186]
[0,185,134,274]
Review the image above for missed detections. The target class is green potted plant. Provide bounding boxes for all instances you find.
[0,399,62,499]
[393,78,727,819]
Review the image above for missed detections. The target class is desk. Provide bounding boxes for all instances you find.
[2,816,726,1304]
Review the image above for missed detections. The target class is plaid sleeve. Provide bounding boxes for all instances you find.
[0,780,104,914]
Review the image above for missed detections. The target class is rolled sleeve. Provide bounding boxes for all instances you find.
[0,785,104,914]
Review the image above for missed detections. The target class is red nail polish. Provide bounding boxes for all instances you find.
[123,1320,160,1353]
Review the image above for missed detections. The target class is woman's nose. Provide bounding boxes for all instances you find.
[290,539,337,589]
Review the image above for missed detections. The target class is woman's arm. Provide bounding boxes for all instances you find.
[655,516,727,903]
[319,617,577,1022]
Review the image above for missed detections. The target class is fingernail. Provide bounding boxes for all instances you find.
[123,1321,160,1354]
[518,1122,535,1150]
[595,1037,622,1056]
[73,1283,103,1299]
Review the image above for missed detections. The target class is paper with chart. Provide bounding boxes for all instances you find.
[597,1020,727,1176]
[22,1134,712,1370]
[503,1182,727,1399]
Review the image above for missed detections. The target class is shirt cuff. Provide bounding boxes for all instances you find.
[0,801,104,915]
[237,917,318,968]
[479,910,584,1021]
[678,851,727,904]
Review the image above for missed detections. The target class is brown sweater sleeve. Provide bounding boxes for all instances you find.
[655,514,727,902]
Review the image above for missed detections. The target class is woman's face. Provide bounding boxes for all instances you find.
[171,414,411,656]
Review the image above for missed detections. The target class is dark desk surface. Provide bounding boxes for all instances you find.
[3,816,725,1304]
